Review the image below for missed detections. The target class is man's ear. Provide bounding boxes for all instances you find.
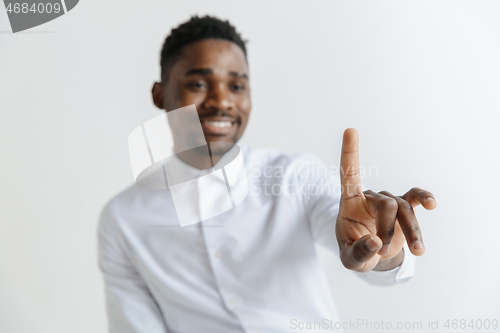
[152,82,164,109]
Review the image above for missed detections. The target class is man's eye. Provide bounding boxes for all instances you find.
[188,82,207,90]
[232,84,245,92]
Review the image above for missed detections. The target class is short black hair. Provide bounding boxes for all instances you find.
[160,15,247,82]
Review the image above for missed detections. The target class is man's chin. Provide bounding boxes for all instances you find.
[207,140,236,156]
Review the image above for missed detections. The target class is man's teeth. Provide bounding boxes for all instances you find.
[204,121,232,128]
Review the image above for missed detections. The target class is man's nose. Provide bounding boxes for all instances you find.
[202,83,235,113]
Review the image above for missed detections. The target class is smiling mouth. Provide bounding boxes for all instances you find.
[203,120,233,128]
[200,118,238,136]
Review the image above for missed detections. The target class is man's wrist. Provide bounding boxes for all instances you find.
[372,247,404,271]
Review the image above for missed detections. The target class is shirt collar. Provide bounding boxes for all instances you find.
[164,144,241,186]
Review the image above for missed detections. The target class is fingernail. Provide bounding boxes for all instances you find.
[365,238,380,252]
[378,244,390,256]
[413,240,424,250]
[426,197,435,202]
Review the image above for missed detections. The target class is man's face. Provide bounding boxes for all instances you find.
[152,39,251,154]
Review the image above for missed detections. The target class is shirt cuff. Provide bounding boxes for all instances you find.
[353,241,416,286]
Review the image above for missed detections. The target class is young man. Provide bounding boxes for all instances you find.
[98,16,436,332]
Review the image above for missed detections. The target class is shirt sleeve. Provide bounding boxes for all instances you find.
[97,202,168,333]
[299,155,416,286]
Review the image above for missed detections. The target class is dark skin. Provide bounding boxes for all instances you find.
[338,129,437,271]
[152,39,251,169]
[152,39,437,271]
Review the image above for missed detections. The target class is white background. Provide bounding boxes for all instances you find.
[1,1,499,332]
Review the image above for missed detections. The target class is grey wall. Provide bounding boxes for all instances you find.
[1,1,499,332]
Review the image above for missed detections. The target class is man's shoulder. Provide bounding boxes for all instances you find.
[99,184,166,227]
[103,183,145,209]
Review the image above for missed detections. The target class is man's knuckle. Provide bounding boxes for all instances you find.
[380,226,395,238]
[410,224,421,234]
[381,197,398,210]
[352,249,367,264]
[400,201,414,212]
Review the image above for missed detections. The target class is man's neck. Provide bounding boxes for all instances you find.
[173,144,226,170]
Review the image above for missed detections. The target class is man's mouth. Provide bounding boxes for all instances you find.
[204,120,233,128]
[200,118,237,136]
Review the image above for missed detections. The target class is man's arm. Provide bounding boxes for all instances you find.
[98,203,168,333]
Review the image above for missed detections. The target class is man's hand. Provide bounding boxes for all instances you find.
[336,128,437,272]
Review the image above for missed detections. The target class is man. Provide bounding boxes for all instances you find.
[98,16,436,332]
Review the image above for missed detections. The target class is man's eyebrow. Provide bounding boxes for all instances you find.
[229,71,248,80]
[183,68,248,79]
[184,68,213,76]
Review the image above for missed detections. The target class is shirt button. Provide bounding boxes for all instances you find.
[214,251,222,258]
[229,298,238,306]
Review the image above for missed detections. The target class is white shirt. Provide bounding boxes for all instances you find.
[98,145,415,333]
